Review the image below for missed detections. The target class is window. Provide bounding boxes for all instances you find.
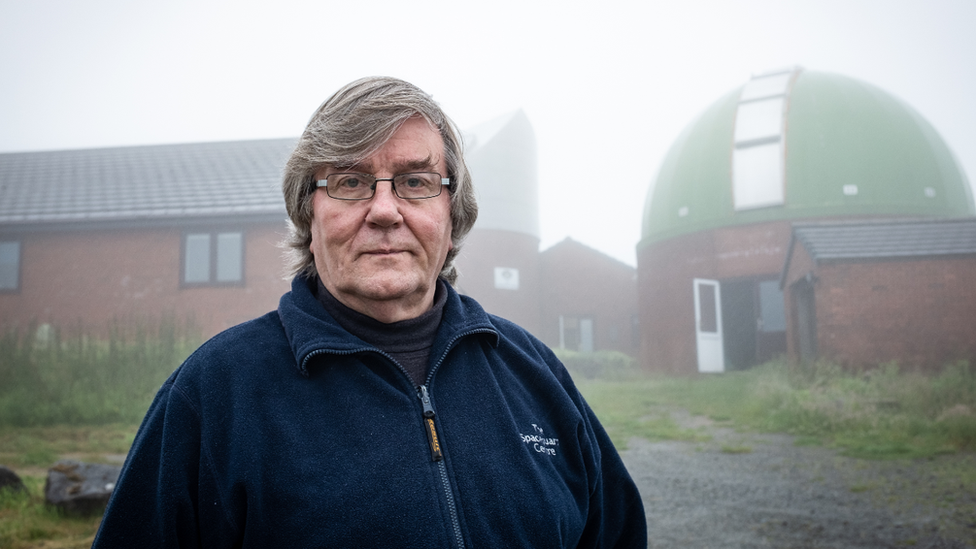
[559,315,595,352]
[696,282,718,333]
[0,241,20,291]
[732,71,793,211]
[183,232,243,285]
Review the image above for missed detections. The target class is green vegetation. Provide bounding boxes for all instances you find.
[0,424,138,547]
[0,317,200,427]
[0,317,196,548]
[0,476,101,549]
[555,349,643,381]
[573,379,710,446]
[720,444,753,454]
[0,424,138,469]
[577,358,976,459]
[1,345,974,546]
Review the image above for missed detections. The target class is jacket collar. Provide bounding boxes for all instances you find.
[278,275,499,376]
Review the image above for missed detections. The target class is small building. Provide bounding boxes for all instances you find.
[539,237,638,355]
[637,67,976,374]
[781,218,976,370]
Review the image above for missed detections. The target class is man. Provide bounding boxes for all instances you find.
[93,76,646,548]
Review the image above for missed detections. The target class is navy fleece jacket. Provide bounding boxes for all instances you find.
[92,276,647,548]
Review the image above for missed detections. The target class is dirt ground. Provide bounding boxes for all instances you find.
[620,408,976,549]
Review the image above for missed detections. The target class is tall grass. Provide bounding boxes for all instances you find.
[738,359,976,458]
[0,317,200,427]
[577,358,976,459]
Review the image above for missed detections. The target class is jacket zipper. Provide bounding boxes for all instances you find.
[303,329,495,549]
[418,384,463,549]
[415,329,492,549]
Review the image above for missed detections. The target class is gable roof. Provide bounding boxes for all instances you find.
[0,138,294,227]
[540,237,636,273]
[792,218,976,261]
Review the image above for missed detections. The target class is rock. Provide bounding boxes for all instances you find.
[0,464,27,494]
[44,460,121,516]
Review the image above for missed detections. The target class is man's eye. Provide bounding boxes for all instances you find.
[339,176,364,188]
[404,177,423,188]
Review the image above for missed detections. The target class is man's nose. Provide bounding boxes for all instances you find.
[365,180,403,226]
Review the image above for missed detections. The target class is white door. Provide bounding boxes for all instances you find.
[694,278,725,373]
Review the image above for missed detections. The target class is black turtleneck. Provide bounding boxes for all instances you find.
[314,277,447,387]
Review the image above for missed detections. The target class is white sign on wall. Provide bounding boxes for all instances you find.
[494,267,520,290]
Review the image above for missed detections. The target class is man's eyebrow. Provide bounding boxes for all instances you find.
[352,154,439,174]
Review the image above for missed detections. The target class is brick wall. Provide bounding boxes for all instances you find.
[0,222,291,340]
[637,221,792,374]
[810,256,976,370]
[453,228,541,336]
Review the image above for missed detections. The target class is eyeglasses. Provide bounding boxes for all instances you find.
[316,172,450,201]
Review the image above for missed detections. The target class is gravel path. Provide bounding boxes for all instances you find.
[619,409,976,548]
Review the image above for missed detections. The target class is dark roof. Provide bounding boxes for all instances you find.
[0,138,295,226]
[793,218,976,261]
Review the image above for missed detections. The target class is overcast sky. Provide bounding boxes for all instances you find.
[2,0,974,266]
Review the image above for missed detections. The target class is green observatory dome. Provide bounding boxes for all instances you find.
[640,68,975,245]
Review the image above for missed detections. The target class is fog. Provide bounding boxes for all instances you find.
[2,0,975,265]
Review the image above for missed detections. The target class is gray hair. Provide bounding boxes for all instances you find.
[281,76,478,285]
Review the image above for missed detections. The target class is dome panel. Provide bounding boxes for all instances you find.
[641,89,739,243]
[640,70,975,248]
[784,72,973,218]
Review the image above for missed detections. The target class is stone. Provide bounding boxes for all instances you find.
[44,460,122,516]
[0,465,27,494]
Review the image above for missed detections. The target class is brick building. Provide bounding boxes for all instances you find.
[637,68,976,373]
[1,112,636,355]
[0,139,294,338]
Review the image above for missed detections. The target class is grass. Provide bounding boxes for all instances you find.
[0,424,139,547]
[0,477,102,549]
[720,444,753,454]
[0,426,144,547]
[0,424,139,469]
[574,379,710,447]
[0,318,198,547]
[577,358,976,460]
[0,316,200,427]
[2,344,974,546]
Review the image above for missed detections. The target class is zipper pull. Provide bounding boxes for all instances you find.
[418,384,435,418]
[418,385,443,461]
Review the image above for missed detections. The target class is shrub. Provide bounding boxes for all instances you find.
[554,349,641,381]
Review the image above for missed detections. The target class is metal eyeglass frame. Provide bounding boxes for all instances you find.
[315,172,451,201]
